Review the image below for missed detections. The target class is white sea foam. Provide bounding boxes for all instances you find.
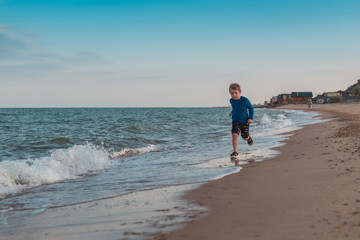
[0,144,111,198]
[197,147,281,170]
[236,147,281,162]
[110,144,158,158]
[252,109,321,138]
[0,143,159,198]
[260,113,293,129]
[0,143,161,198]
[196,157,239,168]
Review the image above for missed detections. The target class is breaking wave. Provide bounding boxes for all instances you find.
[260,113,293,129]
[110,144,158,158]
[0,143,157,198]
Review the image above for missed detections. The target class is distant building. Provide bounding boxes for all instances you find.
[313,94,325,104]
[270,96,278,104]
[313,91,356,103]
[291,92,313,103]
[324,92,341,97]
[277,93,291,104]
[323,92,342,103]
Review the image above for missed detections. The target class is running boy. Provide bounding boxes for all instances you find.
[229,83,254,158]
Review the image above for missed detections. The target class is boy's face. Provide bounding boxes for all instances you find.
[229,89,241,100]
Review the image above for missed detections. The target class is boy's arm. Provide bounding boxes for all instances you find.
[247,99,254,123]
[229,99,233,117]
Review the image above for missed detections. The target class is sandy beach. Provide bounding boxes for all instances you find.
[154,102,360,240]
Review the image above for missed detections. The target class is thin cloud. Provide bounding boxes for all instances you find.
[0,24,107,73]
[0,24,37,57]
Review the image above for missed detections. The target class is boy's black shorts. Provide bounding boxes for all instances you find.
[232,121,250,139]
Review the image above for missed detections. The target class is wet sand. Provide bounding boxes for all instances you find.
[1,184,206,240]
[153,102,360,240]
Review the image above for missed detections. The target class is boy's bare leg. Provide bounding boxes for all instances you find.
[232,133,239,153]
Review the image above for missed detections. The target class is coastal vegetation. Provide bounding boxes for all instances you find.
[347,80,360,99]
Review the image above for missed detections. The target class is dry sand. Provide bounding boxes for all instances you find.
[153,102,360,240]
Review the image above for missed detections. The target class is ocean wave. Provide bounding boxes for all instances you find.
[260,113,293,129]
[110,144,158,158]
[0,143,160,198]
[0,144,112,199]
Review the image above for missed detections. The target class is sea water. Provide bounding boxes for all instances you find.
[0,108,322,237]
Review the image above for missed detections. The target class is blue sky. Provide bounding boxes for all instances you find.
[1,0,359,107]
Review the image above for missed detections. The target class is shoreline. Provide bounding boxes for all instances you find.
[153,102,360,239]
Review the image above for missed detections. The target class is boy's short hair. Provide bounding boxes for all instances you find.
[229,83,241,92]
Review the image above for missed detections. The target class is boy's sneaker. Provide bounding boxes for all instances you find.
[247,137,253,146]
[230,152,239,158]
